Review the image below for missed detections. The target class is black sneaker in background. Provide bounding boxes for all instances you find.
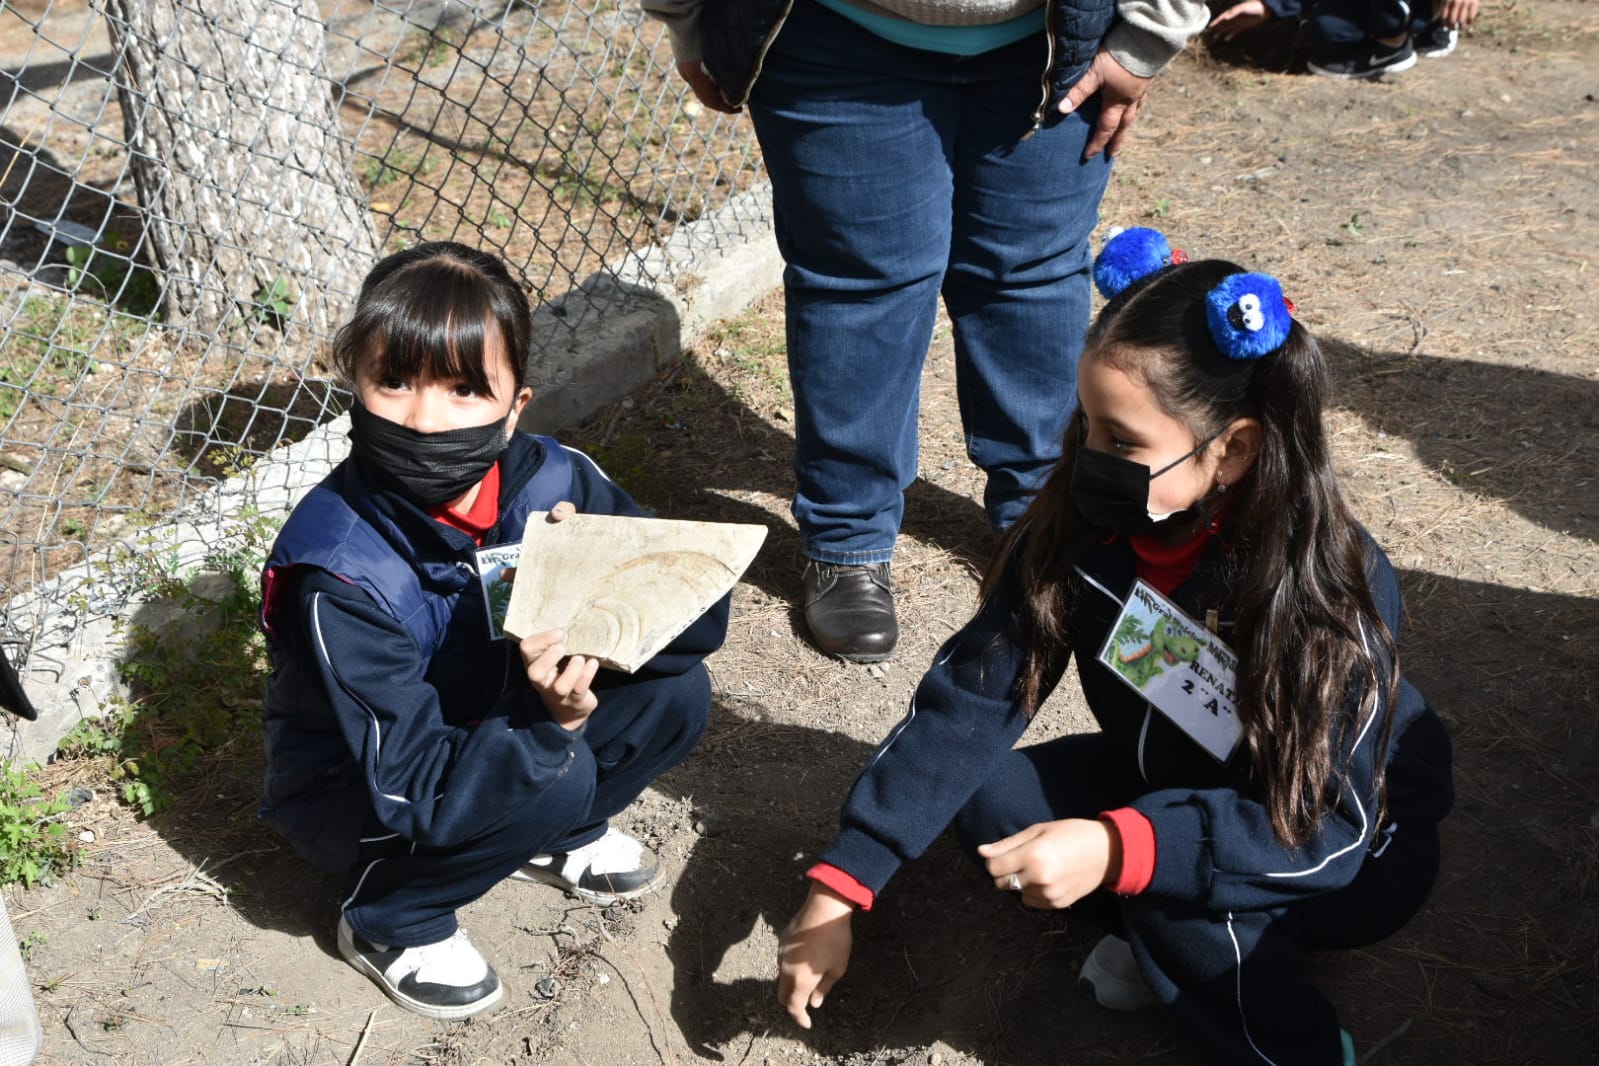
[1415,19,1459,57]
[1308,37,1418,79]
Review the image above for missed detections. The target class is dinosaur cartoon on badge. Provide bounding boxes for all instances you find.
[1111,616,1202,688]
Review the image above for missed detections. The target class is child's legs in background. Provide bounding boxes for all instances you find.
[1305,0,1415,54]
[342,666,712,946]
[1119,820,1441,1065]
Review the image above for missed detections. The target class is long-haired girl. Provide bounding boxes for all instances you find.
[776,228,1454,1064]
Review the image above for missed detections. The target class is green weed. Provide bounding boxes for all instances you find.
[63,231,162,319]
[17,929,47,960]
[0,295,132,420]
[251,277,295,331]
[0,765,79,888]
[54,508,279,819]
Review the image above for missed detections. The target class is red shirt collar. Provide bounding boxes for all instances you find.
[1126,498,1235,596]
[429,462,501,544]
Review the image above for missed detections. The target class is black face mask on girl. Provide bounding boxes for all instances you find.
[348,402,510,508]
[1068,436,1212,536]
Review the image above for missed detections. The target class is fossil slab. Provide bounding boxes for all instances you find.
[502,512,767,672]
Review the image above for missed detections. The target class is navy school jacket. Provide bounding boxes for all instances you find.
[258,432,730,874]
[819,527,1454,912]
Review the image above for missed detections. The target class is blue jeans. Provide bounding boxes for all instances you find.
[748,0,1113,565]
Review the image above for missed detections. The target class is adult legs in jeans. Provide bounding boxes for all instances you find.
[341,667,711,947]
[748,1,1111,660]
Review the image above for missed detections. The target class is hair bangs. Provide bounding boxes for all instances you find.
[355,263,501,397]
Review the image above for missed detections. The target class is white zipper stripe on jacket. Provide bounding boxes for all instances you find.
[864,638,958,770]
[1136,705,1152,783]
[311,591,412,807]
[1074,566,1121,606]
[1264,617,1381,879]
[1228,911,1285,1065]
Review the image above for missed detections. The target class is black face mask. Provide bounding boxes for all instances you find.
[349,402,510,508]
[1069,438,1211,535]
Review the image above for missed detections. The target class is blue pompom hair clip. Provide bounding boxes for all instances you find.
[1093,226,1187,299]
[1092,226,1297,361]
[1205,272,1294,360]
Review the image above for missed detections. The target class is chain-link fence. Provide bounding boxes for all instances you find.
[0,0,767,703]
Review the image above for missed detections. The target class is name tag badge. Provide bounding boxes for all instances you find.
[475,544,521,639]
[1098,579,1242,763]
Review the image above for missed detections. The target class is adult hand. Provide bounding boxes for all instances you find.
[676,60,741,114]
[519,628,600,729]
[1435,0,1478,27]
[777,883,855,1029]
[977,819,1119,910]
[1208,0,1273,41]
[1060,49,1153,161]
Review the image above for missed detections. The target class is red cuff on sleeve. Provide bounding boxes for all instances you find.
[1100,808,1156,896]
[805,863,875,912]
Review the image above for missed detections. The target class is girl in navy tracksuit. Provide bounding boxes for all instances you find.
[259,242,728,1021]
[776,228,1453,1065]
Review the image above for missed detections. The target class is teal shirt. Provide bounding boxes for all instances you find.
[813,0,1046,55]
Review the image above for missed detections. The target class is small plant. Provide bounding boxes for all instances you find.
[1,294,146,420]
[1341,214,1364,238]
[54,509,280,818]
[252,277,295,331]
[56,718,121,759]
[0,765,79,888]
[17,929,47,961]
[61,232,162,318]
[1146,198,1171,219]
[403,25,457,68]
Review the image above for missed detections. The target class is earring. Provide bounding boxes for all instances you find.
[1215,480,1228,494]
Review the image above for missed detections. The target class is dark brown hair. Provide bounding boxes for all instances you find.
[333,241,533,399]
[987,259,1399,846]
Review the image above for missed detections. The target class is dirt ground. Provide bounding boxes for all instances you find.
[6,1,1598,1063]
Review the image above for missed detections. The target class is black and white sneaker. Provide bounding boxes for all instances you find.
[512,826,661,904]
[337,916,503,1020]
[1414,19,1459,58]
[1308,37,1418,79]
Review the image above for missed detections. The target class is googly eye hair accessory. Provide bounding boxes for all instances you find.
[1205,272,1294,360]
[1093,226,1188,299]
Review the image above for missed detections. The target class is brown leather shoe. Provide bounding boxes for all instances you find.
[802,561,898,663]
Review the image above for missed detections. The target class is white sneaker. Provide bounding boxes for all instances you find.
[337,916,503,1020]
[512,826,661,904]
[1078,935,1159,1012]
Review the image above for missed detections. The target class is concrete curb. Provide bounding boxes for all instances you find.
[2,187,783,766]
